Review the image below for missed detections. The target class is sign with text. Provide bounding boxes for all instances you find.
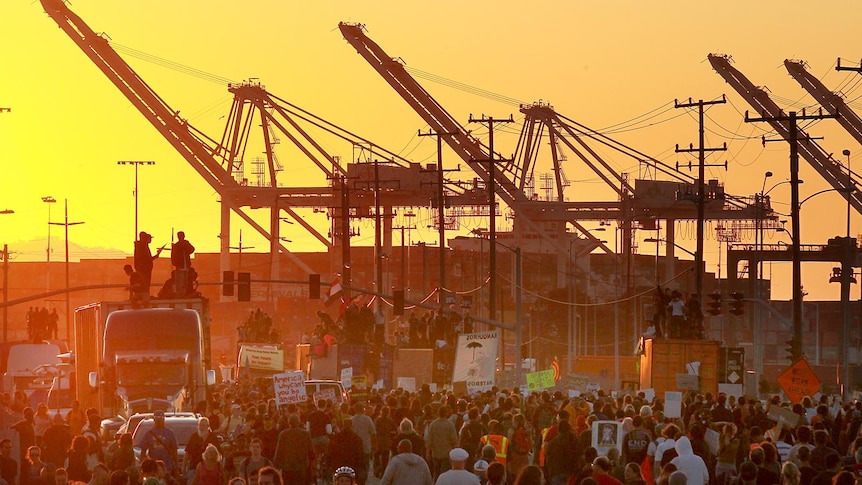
[341,367,353,389]
[452,331,499,394]
[526,369,556,391]
[273,371,306,406]
[238,345,284,371]
[313,387,337,403]
[767,403,800,429]
[665,391,683,418]
[397,376,416,392]
[719,347,745,384]
[676,373,699,390]
[777,359,821,404]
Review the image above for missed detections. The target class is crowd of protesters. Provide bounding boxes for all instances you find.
[189,377,862,485]
[3,366,862,485]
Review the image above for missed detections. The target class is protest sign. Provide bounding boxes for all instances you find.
[273,371,306,406]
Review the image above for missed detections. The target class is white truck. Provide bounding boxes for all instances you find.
[74,299,215,418]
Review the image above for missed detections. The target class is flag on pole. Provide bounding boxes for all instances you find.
[325,276,343,307]
[551,356,561,382]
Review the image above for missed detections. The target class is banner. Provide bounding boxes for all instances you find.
[238,345,284,371]
[452,330,499,394]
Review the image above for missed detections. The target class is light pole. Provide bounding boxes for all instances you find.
[1,209,13,342]
[49,200,84,343]
[42,196,56,293]
[117,160,155,241]
[230,229,254,271]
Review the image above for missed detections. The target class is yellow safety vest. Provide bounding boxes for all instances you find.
[480,434,509,465]
[539,427,551,466]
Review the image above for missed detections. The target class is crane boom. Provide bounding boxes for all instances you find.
[39,0,318,272]
[709,54,862,215]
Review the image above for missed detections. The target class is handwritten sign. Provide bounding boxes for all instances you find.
[526,369,556,391]
[341,367,353,389]
[676,374,699,390]
[665,391,683,418]
[313,387,337,404]
[273,371,306,406]
[397,377,416,392]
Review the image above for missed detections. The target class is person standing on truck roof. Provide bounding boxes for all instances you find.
[140,411,178,475]
[134,231,163,296]
[170,231,195,297]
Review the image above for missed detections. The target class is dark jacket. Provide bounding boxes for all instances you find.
[546,430,579,479]
[272,427,312,472]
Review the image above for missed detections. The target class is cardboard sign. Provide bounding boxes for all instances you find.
[642,388,656,403]
[273,371,306,406]
[526,369,556,391]
[767,404,800,429]
[397,377,416,392]
[313,387,337,404]
[592,420,623,457]
[705,428,720,455]
[676,374,699,390]
[665,391,683,418]
[341,367,353,389]
[452,381,468,396]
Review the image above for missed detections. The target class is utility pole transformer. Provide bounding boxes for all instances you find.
[674,96,726,299]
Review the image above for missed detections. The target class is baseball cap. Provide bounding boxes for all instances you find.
[473,460,489,473]
[449,448,469,462]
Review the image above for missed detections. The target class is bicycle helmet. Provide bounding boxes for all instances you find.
[333,467,356,480]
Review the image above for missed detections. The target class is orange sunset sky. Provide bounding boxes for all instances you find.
[1,1,861,301]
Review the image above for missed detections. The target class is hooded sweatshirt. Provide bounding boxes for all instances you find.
[379,452,433,485]
[670,436,709,485]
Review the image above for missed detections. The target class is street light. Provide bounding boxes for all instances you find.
[117,160,155,241]
[41,196,56,293]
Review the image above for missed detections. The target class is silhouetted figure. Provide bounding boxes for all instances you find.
[123,264,147,303]
[157,271,177,299]
[686,294,704,339]
[170,231,195,296]
[134,231,163,294]
[48,309,59,340]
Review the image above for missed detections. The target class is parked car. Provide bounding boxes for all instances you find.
[131,415,200,471]
[120,411,197,437]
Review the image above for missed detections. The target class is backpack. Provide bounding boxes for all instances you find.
[512,427,531,455]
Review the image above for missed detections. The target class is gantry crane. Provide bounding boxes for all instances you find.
[40,0,495,293]
[710,54,862,214]
[340,23,774,290]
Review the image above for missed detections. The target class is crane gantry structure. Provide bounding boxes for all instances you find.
[40,0,777,320]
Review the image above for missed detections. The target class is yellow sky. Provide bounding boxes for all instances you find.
[1,0,861,301]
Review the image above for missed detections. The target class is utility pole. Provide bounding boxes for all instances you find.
[339,175,352,301]
[393,222,416,297]
[230,229,254,271]
[49,200,84,343]
[418,128,457,310]
[746,109,837,362]
[2,244,8,342]
[468,114,513,321]
[117,160,156,241]
[674,96,726,298]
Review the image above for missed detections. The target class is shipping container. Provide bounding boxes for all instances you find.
[639,338,720,395]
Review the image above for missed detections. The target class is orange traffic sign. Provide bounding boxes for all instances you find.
[777,358,821,403]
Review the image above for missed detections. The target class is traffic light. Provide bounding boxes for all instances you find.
[729,291,744,316]
[393,290,405,316]
[222,271,234,296]
[707,292,722,316]
[309,274,321,299]
[237,272,251,302]
[786,338,802,362]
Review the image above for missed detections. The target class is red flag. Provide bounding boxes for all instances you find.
[551,357,561,382]
[641,455,654,485]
